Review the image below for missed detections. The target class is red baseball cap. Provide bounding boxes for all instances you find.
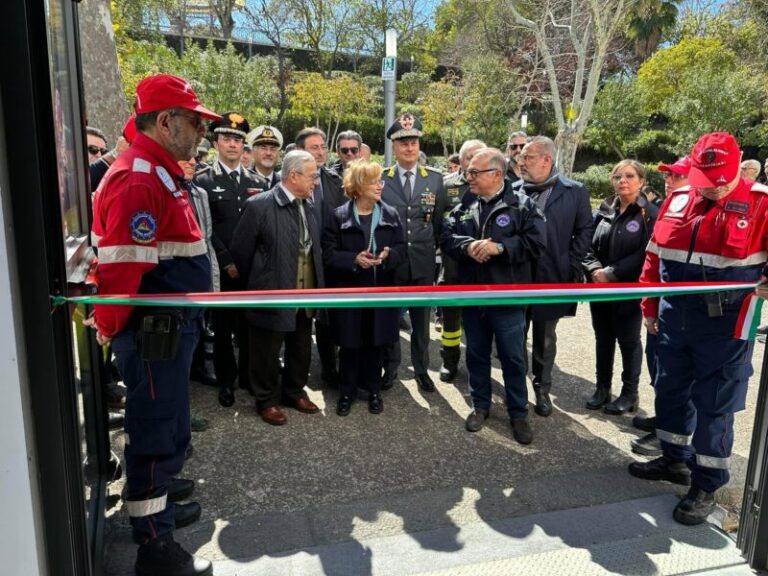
[134,74,221,120]
[658,156,691,176]
[122,114,137,144]
[688,132,741,188]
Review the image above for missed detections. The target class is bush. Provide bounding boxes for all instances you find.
[572,163,666,200]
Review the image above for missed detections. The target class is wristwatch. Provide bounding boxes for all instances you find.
[496,242,504,255]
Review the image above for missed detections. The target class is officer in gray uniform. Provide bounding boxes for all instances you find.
[439,139,487,381]
[381,114,448,392]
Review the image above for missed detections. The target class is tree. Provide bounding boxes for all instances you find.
[421,76,467,155]
[290,73,374,144]
[505,0,638,175]
[583,77,647,158]
[625,0,681,59]
[285,0,358,74]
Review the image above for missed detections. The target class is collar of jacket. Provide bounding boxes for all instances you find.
[131,132,185,180]
[274,185,296,207]
[461,179,517,209]
[387,164,428,179]
[338,200,398,229]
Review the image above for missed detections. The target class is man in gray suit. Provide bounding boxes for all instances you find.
[381,114,448,392]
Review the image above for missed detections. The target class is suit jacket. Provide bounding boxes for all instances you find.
[194,161,268,275]
[381,164,447,284]
[230,185,325,332]
[309,166,345,231]
[513,173,592,320]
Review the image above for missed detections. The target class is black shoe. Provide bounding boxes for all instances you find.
[381,370,396,391]
[674,486,716,525]
[218,385,235,408]
[336,395,352,416]
[417,373,435,393]
[135,532,212,576]
[368,393,383,414]
[604,392,638,415]
[168,478,195,502]
[628,456,691,486]
[511,417,533,445]
[631,432,662,457]
[465,409,489,432]
[632,415,657,433]
[586,387,610,410]
[439,365,457,382]
[534,391,552,417]
[108,411,125,430]
[174,501,201,529]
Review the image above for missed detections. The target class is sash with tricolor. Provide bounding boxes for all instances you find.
[55,281,764,341]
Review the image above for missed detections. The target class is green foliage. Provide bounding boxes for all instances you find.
[584,78,647,158]
[421,77,467,155]
[398,72,432,105]
[572,163,665,200]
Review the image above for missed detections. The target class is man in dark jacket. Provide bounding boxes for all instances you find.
[381,113,448,392]
[514,136,592,417]
[296,127,345,386]
[441,148,547,444]
[195,112,268,408]
[230,150,324,426]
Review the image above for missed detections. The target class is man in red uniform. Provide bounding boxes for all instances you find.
[86,73,219,576]
[629,132,768,525]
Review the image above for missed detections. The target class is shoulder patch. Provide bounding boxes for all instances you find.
[419,165,428,178]
[130,211,157,244]
[751,182,768,194]
[155,166,177,192]
[132,158,152,174]
[386,166,396,178]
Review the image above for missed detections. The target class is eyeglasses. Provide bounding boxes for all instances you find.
[87,145,108,156]
[339,147,359,155]
[507,143,525,150]
[170,110,205,130]
[466,168,499,179]
[296,170,319,180]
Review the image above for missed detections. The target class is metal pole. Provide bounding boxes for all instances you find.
[384,29,397,166]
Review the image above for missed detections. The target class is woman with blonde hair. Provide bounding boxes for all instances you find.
[322,160,406,416]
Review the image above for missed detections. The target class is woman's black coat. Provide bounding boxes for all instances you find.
[322,199,406,348]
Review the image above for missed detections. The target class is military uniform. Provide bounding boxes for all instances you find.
[194,112,266,406]
[247,125,284,190]
[380,114,448,388]
[438,170,470,380]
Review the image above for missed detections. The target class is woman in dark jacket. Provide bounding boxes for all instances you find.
[322,160,406,416]
[583,160,658,415]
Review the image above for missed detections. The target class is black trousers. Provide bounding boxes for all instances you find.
[212,307,249,391]
[315,319,338,375]
[248,311,312,410]
[525,314,559,393]
[385,303,430,376]
[339,346,384,397]
[589,301,642,393]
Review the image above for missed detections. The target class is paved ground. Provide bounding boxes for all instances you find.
[102,304,767,575]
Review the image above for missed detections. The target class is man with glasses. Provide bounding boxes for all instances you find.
[515,136,592,418]
[438,139,486,382]
[195,111,264,408]
[381,114,448,392]
[86,73,217,576]
[505,131,528,181]
[441,148,546,444]
[296,127,345,387]
[247,124,284,190]
[331,129,363,176]
[230,150,324,426]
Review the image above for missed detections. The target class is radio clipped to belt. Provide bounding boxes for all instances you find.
[135,309,183,361]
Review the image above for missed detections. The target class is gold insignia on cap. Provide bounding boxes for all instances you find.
[264,129,273,138]
[228,113,245,128]
[399,114,414,130]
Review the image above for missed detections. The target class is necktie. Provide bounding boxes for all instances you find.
[403,170,413,201]
[230,170,240,187]
[296,200,310,253]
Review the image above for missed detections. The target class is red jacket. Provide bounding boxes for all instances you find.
[92,133,210,337]
[640,180,768,318]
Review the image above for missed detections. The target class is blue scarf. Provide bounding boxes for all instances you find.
[352,201,381,255]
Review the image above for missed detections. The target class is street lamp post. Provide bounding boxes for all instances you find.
[384,29,397,166]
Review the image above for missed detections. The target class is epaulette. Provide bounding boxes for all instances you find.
[421,164,442,177]
[242,166,266,183]
[751,182,768,194]
[194,164,212,176]
[386,165,397,178]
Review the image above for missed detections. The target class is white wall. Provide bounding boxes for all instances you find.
[0,90,44,575]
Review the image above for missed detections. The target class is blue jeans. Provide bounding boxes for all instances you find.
[463,306,528,419]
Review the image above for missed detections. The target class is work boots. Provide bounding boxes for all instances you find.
[673,486,716,525]
[135,533,212,576]
[628,456,691,486]
[585,387,610,410]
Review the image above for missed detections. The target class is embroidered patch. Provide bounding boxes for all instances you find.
[156,166,176,192]
[447,187,460,197]
[132,158,151,174]
[421,192,436,206]
[669,194,689,213]
[625,220,640,233]
[724,200,749,214]
[495,214,511,227]
[130,211,157,244]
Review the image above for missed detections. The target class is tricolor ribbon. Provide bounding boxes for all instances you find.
[54,281,764,341]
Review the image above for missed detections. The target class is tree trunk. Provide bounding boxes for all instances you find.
[554,127,581,177]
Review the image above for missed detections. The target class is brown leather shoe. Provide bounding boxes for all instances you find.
[259,406,287,426]
[291,397,320,414]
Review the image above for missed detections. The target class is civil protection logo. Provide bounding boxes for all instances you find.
[130,211,157,244]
